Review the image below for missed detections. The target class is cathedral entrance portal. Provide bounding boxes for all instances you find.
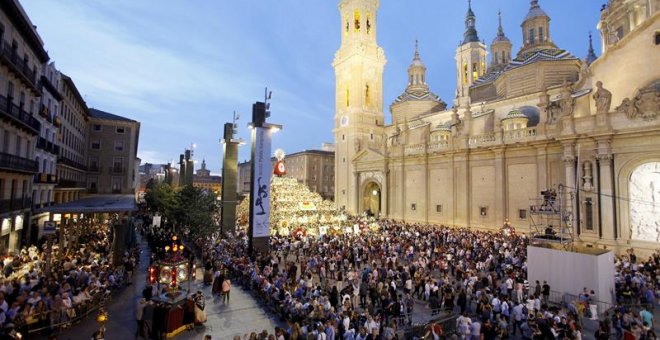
[363,182,381,217]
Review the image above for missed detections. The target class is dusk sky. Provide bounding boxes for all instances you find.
[22,0,604,174]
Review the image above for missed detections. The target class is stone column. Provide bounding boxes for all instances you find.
[494,148,506,226]
[562,143,577,234]
[596,139,615,241]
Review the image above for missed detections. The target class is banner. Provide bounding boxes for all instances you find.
[251,127,272,237]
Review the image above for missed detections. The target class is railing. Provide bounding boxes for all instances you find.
[36,137,60,155]
[0,197,32,214]
[468,132,496,146]
[0,40,38,88]
[0,94,40,134]
[0,152,39,173]
[404,143,426,155]
[58,156,87,171]
[57,179,86,188]
[25,288,113,335]
[504,127,537,141]
[34,173,58,184]
[427,140,450,153]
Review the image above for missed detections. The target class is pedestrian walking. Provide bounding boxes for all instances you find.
[221,278,231,304]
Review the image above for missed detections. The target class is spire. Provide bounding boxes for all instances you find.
[492,9,510,44]
[408,40,426,85]
[585,31,597,65]
[411,39,423,66]
[462,0,480,44]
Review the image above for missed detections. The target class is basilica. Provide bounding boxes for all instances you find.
[332,0,660,254]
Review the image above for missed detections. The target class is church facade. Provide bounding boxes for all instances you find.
[333,0,660,254]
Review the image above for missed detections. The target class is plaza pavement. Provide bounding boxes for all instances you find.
[40,234,659,340]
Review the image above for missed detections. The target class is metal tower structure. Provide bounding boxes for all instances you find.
[529,184,575,249]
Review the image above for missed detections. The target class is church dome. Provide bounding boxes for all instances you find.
[503,108,527,120]
[524,0,549,21]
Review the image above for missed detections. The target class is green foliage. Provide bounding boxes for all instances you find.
[144,182,177,219]
[145,182,219,237]
[174,185,219,237]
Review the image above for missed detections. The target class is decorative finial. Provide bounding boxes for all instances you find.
[531,0,539,8]
[468,0,472,9]
[414,39,420,59]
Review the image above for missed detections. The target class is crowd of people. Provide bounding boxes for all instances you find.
[188,218,658,339]
[0,218,139,338]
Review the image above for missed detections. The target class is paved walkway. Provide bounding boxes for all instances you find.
[177,283,284,339]
[49,233,283,340]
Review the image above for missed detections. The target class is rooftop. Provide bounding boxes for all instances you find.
[88,108,137,123]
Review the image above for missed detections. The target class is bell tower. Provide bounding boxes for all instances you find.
[455,0,487,107]
[333,0,386,213]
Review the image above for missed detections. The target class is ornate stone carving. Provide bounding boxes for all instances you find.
[593,81,612,115]
[616,81,660,120]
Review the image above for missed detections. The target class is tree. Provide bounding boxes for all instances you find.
[144,182,178,220]
[174,186,219,237]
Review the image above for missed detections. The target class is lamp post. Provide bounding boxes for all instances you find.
[248,88,282,256]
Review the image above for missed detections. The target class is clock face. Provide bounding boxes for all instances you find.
[340,116,349,127]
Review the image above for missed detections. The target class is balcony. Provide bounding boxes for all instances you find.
[58,156,87,171]
[56,179,86,188]
[0,94,40,135]
[88,165,101,173]
[0,40,39,93]
[0,197,32,214]
[0,152,38,173]
[34,173,57,184]
[36,137,60,155]
[39,75,63,100]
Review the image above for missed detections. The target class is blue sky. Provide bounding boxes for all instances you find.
[23,0,604,174]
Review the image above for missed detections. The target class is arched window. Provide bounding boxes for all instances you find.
[538,27,544,42]
[354,10,361,32]
[463,64,468,84]
[529,28,535,44]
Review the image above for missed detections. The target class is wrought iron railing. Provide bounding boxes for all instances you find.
[0,152,39,173]
[0,94,40,134]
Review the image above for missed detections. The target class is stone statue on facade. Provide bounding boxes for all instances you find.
[593,81,612,115]
[559,81,575,117]
[354,138,361,153]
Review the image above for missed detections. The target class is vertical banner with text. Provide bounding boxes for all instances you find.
[250,127,272,237]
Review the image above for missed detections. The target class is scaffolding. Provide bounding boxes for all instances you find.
[529,184,575,249]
